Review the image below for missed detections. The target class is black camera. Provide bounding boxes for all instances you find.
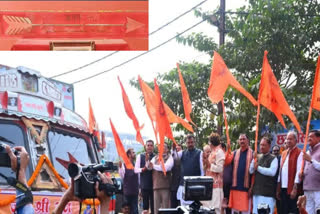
[68,162,121,199]
[183,176,213,201]
[0,142,18,167]
[257,203,270,214]
[159,176,215,214]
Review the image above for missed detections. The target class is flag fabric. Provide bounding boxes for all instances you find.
[299,55,320,176]
[177,63,196,126]
[208,51,257,106]
[258,51,301,132]
[88,98,97,134]
[138,76,160,145]
[109,119,134,169]
[138,76,193,133]
[154,79,174,175]
[118,76,144,146]
[311,56,320,111]
[164,103,193,133]
[89,99,102,148]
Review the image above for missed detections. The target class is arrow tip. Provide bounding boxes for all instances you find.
[126,17,145,33]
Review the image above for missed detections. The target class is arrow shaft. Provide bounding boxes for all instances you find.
[32,23,124,27]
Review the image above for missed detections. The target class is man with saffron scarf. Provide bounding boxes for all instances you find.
[202,132,225,214]
[249,137,278,214]
[276,131,301,214]
[228,133,253,214]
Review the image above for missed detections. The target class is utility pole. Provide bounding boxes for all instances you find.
[217,0,226,136]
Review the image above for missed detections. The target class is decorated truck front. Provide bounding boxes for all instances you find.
[0,65,114,213]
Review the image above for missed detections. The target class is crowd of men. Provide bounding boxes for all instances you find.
[118,130,320,214]
[5,129,319,214]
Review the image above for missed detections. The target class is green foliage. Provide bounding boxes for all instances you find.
[131,0,320,149]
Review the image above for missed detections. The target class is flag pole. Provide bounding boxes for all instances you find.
[254,103,261,155]
[299,90,314,177]
[221,99,230,151]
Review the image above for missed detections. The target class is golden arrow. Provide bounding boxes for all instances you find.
[3,15,145,35]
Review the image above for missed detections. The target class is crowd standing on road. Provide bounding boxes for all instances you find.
[118,130,320,214]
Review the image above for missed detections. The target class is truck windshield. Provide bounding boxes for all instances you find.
[48,131,92,180]
[0,122,30,184]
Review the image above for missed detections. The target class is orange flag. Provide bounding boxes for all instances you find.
[109,119,134,169]
[118,77,144,146]
[259,51,301,132]
[299,55,320,175]
[177,63,196,126]
[208,51,257,105]
[88,98,97,134]
[138,76,160,145]
[154,79,176,175]
[138,76,193,133]
[311,55,320,111]
[89,99,102,147]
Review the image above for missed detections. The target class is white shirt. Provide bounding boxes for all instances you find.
[249,155,278,176]
[294,151,320,183]
[135,153,153,173]
[277,148,300,188]
[151,154,174,172]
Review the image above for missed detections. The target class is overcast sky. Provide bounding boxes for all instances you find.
[0,0,247,140]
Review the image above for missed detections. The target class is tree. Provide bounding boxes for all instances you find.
[131,0,320,148]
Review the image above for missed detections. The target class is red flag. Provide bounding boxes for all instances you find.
[177,63,196,126]
[138,76,193,133]
[109,119,134,169]
[118,76,144,146]
[259,51,301,132]
[101,131,106,149]
[208,51,257,106]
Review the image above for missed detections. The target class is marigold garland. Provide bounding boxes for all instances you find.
[0,154,101,207]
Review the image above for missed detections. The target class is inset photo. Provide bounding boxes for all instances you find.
[0,0,148,51]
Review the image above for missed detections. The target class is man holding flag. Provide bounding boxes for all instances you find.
[150,143,174,213]
[295,130,320,214]
[119,148,139,214]
[202,132,225,214]
[249,137,278,214]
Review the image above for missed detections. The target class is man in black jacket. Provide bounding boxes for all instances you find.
[135,140,155,213]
